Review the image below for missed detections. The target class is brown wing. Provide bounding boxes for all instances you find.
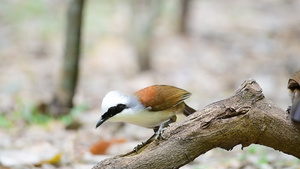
[288,70,300,89]
[134,85,192,111]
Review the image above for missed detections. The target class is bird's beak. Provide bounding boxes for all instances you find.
[95,118,108,129]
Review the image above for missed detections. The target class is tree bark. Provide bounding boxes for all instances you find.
[92,79,300,169]
[179,0,191,35]
[49,0,85,116]
[130,0,159,71]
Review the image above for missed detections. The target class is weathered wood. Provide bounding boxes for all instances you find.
[93,79,300,169]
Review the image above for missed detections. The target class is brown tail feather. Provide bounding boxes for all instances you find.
[183,103,196,116]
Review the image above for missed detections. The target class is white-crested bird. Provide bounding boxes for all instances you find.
[95,85,195,146]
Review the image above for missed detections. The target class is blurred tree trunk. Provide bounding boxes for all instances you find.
[49,0,85,117]
[130,0,159,71]
[179,0,191,35]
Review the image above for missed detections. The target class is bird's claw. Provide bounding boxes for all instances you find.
[133,133,156,152]
[133,143,145,152]
[133,120,172,151]
[154,127,167,142]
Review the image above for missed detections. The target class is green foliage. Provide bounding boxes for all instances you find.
[0,100,88,128]
[248,145,258,154]
[292,159,300,166]
[0,100,51,128]
[0,114,12,128]
[59,104,88,126]
[194,164,210,169]
[257,151,268,166]
[17,101,52,125]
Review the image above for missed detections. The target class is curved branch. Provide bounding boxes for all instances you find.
[93,79,300,169]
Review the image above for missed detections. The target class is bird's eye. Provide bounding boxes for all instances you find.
[102,104,127,119]
[116,104,126,112]
[108,107,115,112]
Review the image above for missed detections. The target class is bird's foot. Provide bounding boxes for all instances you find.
[133,116,177,152]
[133,143,145,152]
[133,133,156,152]
[154,116,177,141]
[154,124,167,141]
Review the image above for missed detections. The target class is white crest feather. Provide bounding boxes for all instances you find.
[101,91,129,115]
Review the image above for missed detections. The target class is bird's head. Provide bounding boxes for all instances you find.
[95,91,141,128]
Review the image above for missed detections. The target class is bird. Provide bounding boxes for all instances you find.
[95,85,196,147]
[288,70,300,123]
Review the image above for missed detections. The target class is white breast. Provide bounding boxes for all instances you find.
[109,108,175,128]
[101,92,176,128]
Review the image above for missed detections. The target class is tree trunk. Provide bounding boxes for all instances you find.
[179,0,191,35]
[130,0,159,71]
[49,0,85,116]
[92,79,300,169]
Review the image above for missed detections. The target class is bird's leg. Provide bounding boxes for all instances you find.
[133,133,156,152]
[155,115,177,140]
[133,115,177,152]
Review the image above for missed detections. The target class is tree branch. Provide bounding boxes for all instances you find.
[93,79,300,169]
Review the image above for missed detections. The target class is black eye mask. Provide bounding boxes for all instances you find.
[101,104,127,119]
[96,104,127,128]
